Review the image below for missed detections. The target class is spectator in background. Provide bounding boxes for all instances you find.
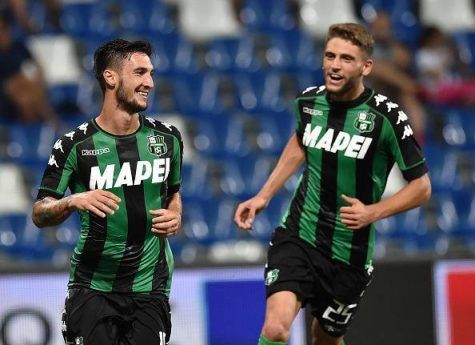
[415,25,475,106]
[368,11,426,143]
[0,13,60,126]
[0,0,61,33]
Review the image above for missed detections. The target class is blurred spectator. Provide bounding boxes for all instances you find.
[368,11,426,142]
[0,14,59,126]
[415,25,475,106]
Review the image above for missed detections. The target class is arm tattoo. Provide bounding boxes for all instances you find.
[32,196,74,228]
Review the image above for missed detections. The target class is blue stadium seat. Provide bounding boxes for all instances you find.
[181,157,244,198]
[48,84,81,115]
[6,123,56,164]
[240,0,296,32]
[234,35,265,72]
[452,31,475,71]
[117,0,176,35]
[60,2,117,38]
[182,197,237,244]
[360,0,420,47]
[206,38,242,72]
[289,31,323,73]
[0,214,20,251]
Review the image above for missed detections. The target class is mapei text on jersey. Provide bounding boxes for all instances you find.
[302,124,372,159]
[89,158,171,189]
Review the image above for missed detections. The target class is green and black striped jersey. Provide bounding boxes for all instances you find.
[37,115,183,296]
[280,86,428,269]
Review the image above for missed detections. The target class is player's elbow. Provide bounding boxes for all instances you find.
[32,202,47,228]
[417,174,432,205]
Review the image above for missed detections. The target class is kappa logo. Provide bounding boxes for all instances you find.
[75,336,83,345]
[54,139,64,153]
[265,269,280,286]
[48,154,59,168]
[303,106,323,116]
[81,148,110,156]
[148,135,167,156]
[354,112,375,133]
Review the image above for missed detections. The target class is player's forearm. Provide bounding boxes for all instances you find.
[166,192,182,217]
[257,134,305,202]
[371,173,431,221]
[32,196,74,228]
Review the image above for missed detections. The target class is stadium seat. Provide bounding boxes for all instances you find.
[117,0,176,35]
[181,156,245,198]
[420,0,475,33]
[359,0,420,46]
[452,32,475,71]
[275,30,323,73]
[240,0,296,32]
[6,123,56,164]
[206,38,241,73]
[60,2,117,38]
[297,0,359,40]
[176,0,242,42]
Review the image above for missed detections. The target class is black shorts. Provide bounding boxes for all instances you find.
[264,227,374,337]
[62,287,171,345]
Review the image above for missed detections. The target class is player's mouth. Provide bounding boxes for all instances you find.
[137,90,149,100]
[327,73,344,85]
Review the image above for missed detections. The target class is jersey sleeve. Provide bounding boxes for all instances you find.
[36,135,77,200]
[382,110,428,181]
[294,98,304,141]
[167,126,183,195]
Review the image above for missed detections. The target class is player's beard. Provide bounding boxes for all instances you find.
[116,80,147,114]
[326,72,362,100]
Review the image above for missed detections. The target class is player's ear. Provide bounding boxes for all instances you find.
[362,58,373,76]
[103,69,117,89]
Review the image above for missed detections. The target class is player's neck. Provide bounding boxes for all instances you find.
[328,83,366,102]
[96,104,140,136]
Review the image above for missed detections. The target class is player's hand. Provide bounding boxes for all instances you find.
[69,190,121,218]
[234,196,269,230]
[150,209,181,238]
[340,194,378,230]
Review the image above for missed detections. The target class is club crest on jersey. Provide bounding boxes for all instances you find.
[148,135,167,156]
[354,112,375,133]
[265,269,279,286]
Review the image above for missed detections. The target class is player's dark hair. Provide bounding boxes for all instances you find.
[326,23,374,59]
[93,39,153,94]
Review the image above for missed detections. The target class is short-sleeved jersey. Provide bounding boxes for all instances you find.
[37,115,183,296]
[280,86,428,269]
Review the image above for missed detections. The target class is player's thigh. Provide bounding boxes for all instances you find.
[311,318,344,345]
[62,288,122,345]
[126,295,171,345]
[264,290,302,329]
[310,260,373,338]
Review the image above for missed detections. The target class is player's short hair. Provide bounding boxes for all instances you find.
[93,39,153,93]
[326,23,374,59]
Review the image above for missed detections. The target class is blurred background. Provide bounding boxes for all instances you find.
[0,0,474,344]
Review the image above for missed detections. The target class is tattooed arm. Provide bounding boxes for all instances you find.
[32,196,74,228]
[32,190,121,228]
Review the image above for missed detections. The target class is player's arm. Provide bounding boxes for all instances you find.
[150,192,182,238]
[32,190,121,228]
[340,172,431,230]
[234,133,305,230]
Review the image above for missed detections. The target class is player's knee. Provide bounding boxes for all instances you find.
[262,320,290,342]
